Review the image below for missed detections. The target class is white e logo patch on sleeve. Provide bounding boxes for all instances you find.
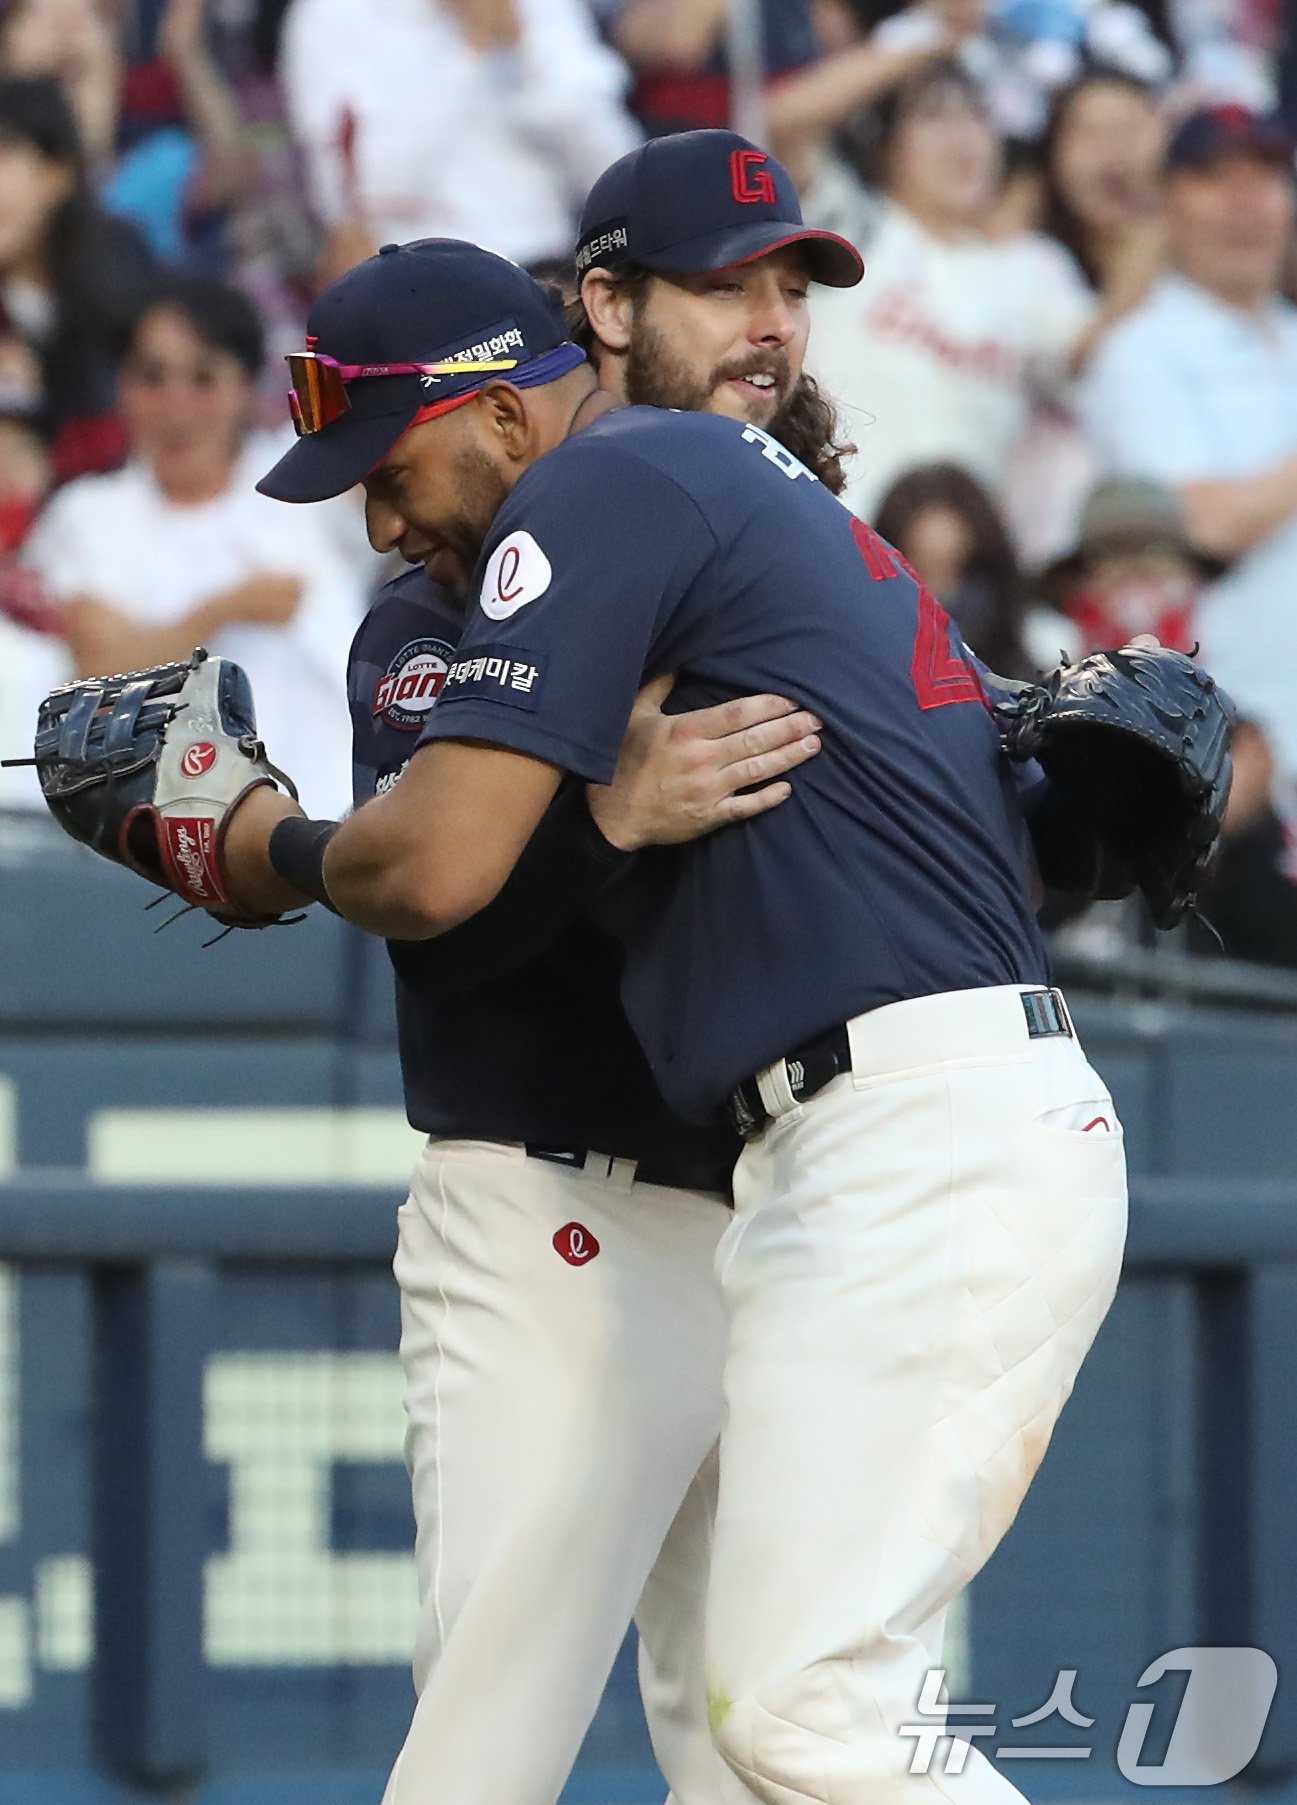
[480,530,552,620]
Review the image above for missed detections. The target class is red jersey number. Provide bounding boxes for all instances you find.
[850,519,985,711]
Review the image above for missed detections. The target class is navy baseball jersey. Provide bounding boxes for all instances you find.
[418,408,1050,1118]
[348,563,739,1190]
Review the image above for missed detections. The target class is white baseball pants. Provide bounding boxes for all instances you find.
[380,1138,747,1805]
[703,985,1129,1805]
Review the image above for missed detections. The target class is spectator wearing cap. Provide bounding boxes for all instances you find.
[1080,105,1297,798]
[278,0,640,280]
[23,274,364,816]
[569,129,859,490]
[807,57,1096,523]
[1039,475,1213,652]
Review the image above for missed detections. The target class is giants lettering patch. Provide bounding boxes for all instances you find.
[372,637,455,730]
[160,816,228,906]
[439,645,546,710]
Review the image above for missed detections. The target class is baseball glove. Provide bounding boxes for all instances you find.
[996,643,1235,929]
[3,647,298,928]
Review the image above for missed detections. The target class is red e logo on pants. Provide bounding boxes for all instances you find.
[553,1223,600,1266]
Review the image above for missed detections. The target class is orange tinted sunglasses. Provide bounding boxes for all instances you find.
[286,349,520,436]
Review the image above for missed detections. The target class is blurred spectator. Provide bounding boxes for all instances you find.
[1,0,258,266]
[0,0,120,168]
[0,333,49,547]
[999,65,1167,560]
[595,0,821,136]
[1041,67,1165,301]
[870,0,1171,141]
[808,58,1094,521]
[108,0,258,266]
[761,21,949,220]
[0,76,155,479]
[279,0,640,278]
[22,274,361,815]
[873,459,1077,674]
[1039,475,1211,648]
[1080,106,1297,795]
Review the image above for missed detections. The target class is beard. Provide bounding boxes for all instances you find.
[624,316,792,424]
[436,445,512,597]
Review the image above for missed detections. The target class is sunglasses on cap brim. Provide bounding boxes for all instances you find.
[286,349,521,437]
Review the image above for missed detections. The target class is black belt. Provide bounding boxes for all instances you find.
[725,988,1073,1141]
[524,1144,724,1196]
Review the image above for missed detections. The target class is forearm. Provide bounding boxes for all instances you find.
[610,0,728,66]
[319,741,561,941]
[66,596,233,677]
[766,43,934,146]
[1180,453,1297,559]
[169,44,255,207]
[385,783,634,991]
[321,804,467,939]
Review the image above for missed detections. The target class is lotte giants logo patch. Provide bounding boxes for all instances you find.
[180,742,217,778]
[372,637,454,731]
[553,1222,600,1266]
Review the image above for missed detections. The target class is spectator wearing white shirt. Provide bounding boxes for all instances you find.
[24,274,365,816]
[808,57,1095,522]
[1080,105,1297,789]
[279,0,640,279]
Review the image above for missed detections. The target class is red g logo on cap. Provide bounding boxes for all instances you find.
[730,149,776,205]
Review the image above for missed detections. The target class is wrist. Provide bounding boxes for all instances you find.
[268,814,342,913]
[220,784,310,914]
[584,780,647,853]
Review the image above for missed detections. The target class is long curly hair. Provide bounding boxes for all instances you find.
[564,272,855,496]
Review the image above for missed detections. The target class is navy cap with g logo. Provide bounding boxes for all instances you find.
[575,129,863,288]
[258,238,585,504]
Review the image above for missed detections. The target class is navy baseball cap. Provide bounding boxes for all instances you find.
[258,239,586,504]
[1165,105,1295,173]
[575,130,864,288]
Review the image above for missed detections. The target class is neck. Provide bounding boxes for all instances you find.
[154,452,238,506]
[894,192,973,244]
[1179,263,1272,316]
[565,369,622,438]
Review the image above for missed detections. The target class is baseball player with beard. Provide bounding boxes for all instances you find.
[231,228,1128,1805]
[567,132,856,493]
[269,144,865,1805]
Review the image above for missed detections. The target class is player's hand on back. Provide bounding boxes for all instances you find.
[587,674,821,852]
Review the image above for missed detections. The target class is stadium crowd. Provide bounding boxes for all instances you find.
[0,0,1294,964]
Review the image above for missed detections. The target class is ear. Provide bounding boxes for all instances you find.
[579,269,635,355]
[478,381,533,463]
